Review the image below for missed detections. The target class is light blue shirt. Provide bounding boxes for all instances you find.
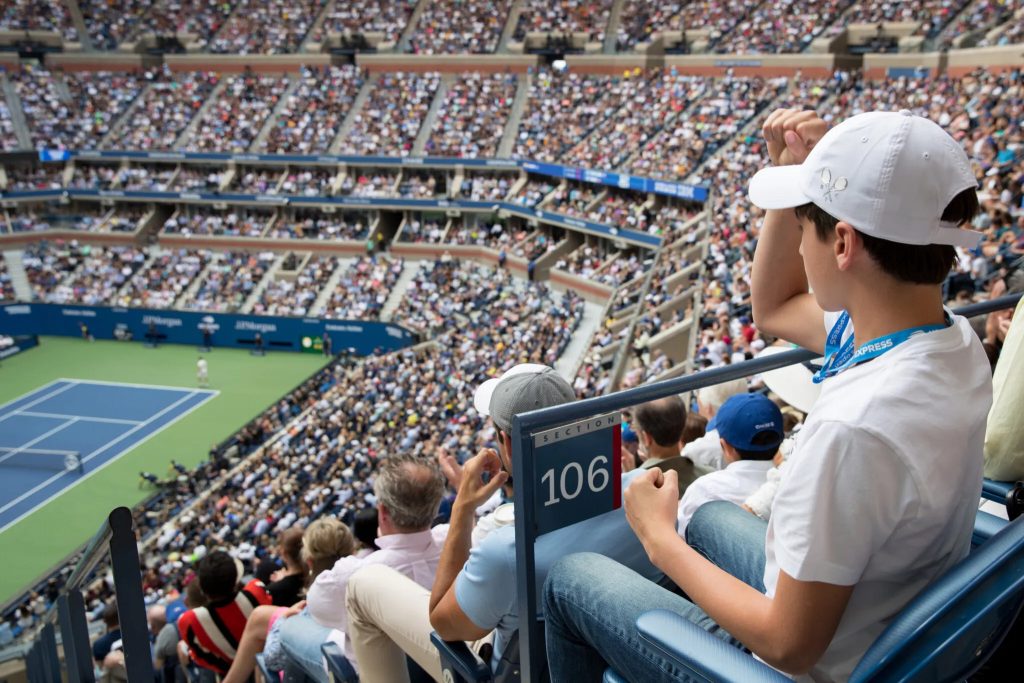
[454,471,660,665]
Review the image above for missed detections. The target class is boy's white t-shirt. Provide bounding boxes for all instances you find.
[762,312,991,682]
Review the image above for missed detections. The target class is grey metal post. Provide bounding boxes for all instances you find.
[59,591,96,683]
[106,506,156,683]
[512,416,543,682]
[39,621,60,682]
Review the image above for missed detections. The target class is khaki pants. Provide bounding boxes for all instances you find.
[346,565,443,683]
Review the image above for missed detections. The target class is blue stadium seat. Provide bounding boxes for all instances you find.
[973,510,1008,548]
[614,515,1024,682]
[321,642,358,683]
[981,478,1016,504]
[431,633,492,682]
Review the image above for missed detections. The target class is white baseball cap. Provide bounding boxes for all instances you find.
[756,346,821,415]
[748,110,981,248]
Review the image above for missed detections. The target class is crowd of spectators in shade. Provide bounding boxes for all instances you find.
[398,172,446,198]
[181,74,288,153]
[170,167,223,192]
[279,168,338,196]
[178,251,276,313]
[260,66,364,155]
[408,0,511,53]
[78,0,232,50]
[209,0,325,54]
[162,208,273,238]
[118,164,178,192]
[119,70,220,151]
[5,205,140,233]
[450,218,523,251]
[6,165,65,191]
[460,173,516,201]
[341,170,400,197]
[266,212,369,241]
[316,255,403,320]
[231,167,281,194]
[340,72,441,156]
[0,0,77,40]
[115,249,213,310]
[399,217,447,243]
[252,255,337,317]
[425,73,517,158]
[513,0,613,42]
[510,178,556,207]
[318,0,415,45]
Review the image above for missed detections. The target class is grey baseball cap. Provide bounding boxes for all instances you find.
[474,364,575,432]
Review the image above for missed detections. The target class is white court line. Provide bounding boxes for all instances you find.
[0,390,212,526]
[0,447,79,455]
[18,411,143,426]
[57,377,219,395]
[0,419,79,466]
[0,382,79,426]
[0,379,64,414]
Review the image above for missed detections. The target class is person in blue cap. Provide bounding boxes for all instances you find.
[676,394,783,538]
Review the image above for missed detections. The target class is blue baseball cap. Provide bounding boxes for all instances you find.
[715,393,783,452]
[621,422,638,443]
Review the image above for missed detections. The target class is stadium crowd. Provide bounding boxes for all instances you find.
[259,66,363,155]
[316,256,403,320]
[340,72,441,156]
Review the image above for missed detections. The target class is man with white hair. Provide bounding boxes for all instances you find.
[682,377,749,471]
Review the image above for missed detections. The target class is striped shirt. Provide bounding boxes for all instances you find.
[179,579,272,674]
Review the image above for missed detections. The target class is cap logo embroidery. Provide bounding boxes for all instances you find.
[820,169,848,202]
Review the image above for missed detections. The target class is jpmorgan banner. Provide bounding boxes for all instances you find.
[0,304,416,355]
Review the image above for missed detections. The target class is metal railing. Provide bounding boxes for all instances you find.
[510,292,1022,681]
[25,507,154,683]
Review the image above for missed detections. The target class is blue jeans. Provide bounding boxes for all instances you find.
[543,501,767,682]
[278,613,332,683]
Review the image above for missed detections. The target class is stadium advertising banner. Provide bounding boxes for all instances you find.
[0,304,416,355]
[0,334,39,360]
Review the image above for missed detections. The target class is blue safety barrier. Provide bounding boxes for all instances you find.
[0,303,416,355]
[25,507,154,683]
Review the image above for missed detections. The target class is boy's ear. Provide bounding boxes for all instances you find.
[834,221,858,271]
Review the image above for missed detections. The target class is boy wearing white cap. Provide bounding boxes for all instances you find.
[543,109,992,682]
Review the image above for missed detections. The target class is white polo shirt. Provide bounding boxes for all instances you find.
[677,459,773,538]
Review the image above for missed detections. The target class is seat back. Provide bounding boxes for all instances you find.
[850,515,1024,682]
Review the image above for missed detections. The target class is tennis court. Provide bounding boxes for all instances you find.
[0,379,217,532]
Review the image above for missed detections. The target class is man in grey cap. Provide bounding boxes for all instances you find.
[343,364,661,682]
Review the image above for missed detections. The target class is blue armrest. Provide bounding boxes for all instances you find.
[603,668,629,683]
[981,479,1015,504]
[320,642,358,683]
[973,510,1009,548]
[636,610,790,683]
[430,632,492,682]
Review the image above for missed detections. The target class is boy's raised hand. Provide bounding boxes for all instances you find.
[763,108,828,167]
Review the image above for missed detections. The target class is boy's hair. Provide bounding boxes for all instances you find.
[196,551,239,601]
[730,431,781,462]
[794,187,978,284]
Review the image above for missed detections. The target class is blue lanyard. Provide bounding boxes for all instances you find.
[813,311,949,384]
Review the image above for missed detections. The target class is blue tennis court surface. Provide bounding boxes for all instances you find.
[0,379,217,532]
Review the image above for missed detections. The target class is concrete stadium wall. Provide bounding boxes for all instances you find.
[356,54,539,74]
[566,53,837,77]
